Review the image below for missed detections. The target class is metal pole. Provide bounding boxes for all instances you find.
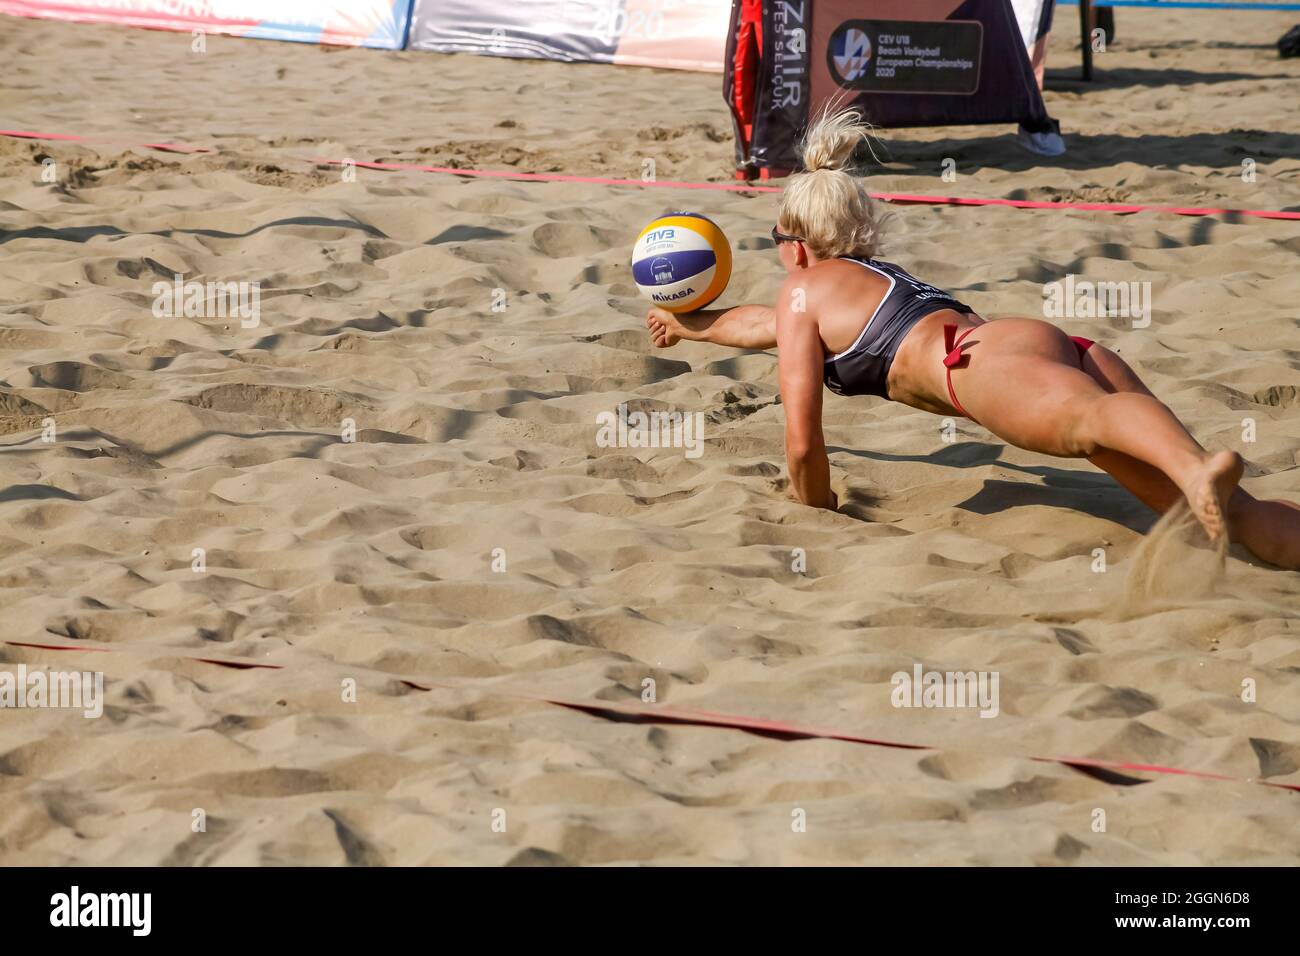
[1081,0,1094,80]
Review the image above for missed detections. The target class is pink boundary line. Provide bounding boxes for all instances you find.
[0,128,210,154]
[4,128,1297,220]
[314,157,1300,221]
[879,191,1300,220]
[7,638,1297,796]
[303,155,782,194]
[309,157,1300,220]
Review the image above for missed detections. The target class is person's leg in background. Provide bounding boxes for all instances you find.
[1029,0,1055,89]
[1016,1,1065,156]
[1030,33,1049,90]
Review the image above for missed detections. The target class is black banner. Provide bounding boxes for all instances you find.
[826,19,983,94]
[728,0,1059,174]
[754,0,812,174]
[4,867,1288,941]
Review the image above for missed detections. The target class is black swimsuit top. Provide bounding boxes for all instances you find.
[823,257,973,399]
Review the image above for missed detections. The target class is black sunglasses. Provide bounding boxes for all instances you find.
[771,225,803,245]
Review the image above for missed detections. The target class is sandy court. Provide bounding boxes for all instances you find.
[0,10,1298,865]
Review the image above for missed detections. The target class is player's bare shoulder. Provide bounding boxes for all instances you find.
[788,258,885,316]
[777,260,841,319]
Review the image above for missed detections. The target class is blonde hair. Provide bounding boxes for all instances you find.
[778,108,882,260]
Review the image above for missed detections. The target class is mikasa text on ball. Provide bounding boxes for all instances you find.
[631,212,732,314]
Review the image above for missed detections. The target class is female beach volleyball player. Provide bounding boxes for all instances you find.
[646,110,1300,570]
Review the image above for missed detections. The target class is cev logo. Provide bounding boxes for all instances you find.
[646,228,675,242]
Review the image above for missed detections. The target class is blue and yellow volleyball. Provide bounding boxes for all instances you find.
[631,212,732,314]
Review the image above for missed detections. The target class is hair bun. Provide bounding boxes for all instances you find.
[801,108,873,173]
[779,107,883,261]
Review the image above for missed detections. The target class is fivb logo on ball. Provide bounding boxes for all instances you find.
[631,212,732,314]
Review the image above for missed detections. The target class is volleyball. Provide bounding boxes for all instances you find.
[631,212,732,314]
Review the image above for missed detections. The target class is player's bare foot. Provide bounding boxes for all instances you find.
[1183,450,1243,542]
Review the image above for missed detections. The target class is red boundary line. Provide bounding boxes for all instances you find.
[302,156,782,194]
[4,128,1298,220]
[873,191,1300,221]
[0,128,210,154]
[7,639,1297,796]
[308,157,1300,221]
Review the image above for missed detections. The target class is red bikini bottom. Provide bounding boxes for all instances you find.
[943,324,1095,421]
